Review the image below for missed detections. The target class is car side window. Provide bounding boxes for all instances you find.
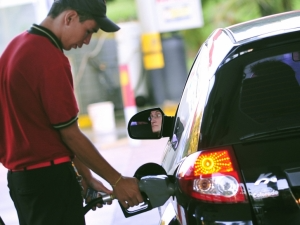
[170,57,201,150]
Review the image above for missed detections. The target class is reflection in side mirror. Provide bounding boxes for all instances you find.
[292,52,300,62]
[128,108,164,139]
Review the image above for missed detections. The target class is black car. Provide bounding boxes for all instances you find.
[127,10,300,225]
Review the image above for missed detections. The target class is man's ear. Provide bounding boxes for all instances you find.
[64,10,78,25]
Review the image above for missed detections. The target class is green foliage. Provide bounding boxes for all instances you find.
[106,0,137,23]
[181,0,300,56]
[181,0,260,54]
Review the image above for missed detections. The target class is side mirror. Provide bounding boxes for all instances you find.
[127,108,164,139]
[127,108,175,139]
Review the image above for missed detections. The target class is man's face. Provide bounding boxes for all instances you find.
[150,110,162,134]
[62,12,99,50]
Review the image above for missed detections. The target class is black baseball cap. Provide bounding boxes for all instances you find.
[56,0,120,32]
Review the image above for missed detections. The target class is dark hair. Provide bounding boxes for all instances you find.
[47,2,94,23]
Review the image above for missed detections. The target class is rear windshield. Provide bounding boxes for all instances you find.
[240,54,300,123]
[200,41,300,147]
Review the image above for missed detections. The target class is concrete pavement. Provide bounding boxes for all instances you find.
[0,127,169,225]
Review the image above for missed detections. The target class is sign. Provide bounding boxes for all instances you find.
[155,0,203,32]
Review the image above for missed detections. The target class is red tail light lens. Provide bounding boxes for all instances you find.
[177,147,246,203]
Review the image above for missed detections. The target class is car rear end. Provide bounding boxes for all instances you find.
[164,11,300,225]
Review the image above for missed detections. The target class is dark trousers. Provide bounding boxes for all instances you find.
[7,162,85,225]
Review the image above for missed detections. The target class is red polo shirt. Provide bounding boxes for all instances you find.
[0,25,79,170]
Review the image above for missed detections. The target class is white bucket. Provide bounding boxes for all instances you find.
[87,101,116,134]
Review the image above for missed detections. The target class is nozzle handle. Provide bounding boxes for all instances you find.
[119,192,153,218]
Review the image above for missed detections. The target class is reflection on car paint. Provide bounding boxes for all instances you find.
[254,173,278,185]
[159,202,177,225]
[252,187,279,200]
[248,176,292,200]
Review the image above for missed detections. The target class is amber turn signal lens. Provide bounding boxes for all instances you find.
[194,150,233,176]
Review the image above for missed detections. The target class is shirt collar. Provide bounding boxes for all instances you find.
[28,24,63,52]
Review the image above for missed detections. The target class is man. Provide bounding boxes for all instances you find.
[0,0,143,224]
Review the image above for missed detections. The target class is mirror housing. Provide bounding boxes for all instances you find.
[127,108,174,139]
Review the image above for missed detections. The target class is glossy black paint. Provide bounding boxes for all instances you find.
[127,11,300,225]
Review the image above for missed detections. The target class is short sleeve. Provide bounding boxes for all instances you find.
[39,58,79,129]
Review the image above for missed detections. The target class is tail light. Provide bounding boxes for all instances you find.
[177,146,247,203]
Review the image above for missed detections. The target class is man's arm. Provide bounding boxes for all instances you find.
[59,122,143,208]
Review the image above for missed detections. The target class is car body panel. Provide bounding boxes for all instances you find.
[160,10,300,225]
[227,10,300,43]
[127,10,300,225]
[159,202,178,225]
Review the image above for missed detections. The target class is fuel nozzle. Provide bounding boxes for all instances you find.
[120,174,175,218]
[84,163,175,218]
[139,175,175,207]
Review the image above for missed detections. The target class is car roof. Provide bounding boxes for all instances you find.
[225,10,300,43]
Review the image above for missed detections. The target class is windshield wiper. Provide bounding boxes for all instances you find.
[240,126,300,142]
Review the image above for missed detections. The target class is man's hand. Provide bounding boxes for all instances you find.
[112,176,144,209]
[83,178,113,210]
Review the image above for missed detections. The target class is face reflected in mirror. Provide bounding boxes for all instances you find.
[128,108,164,139]
[149,110,162,134]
